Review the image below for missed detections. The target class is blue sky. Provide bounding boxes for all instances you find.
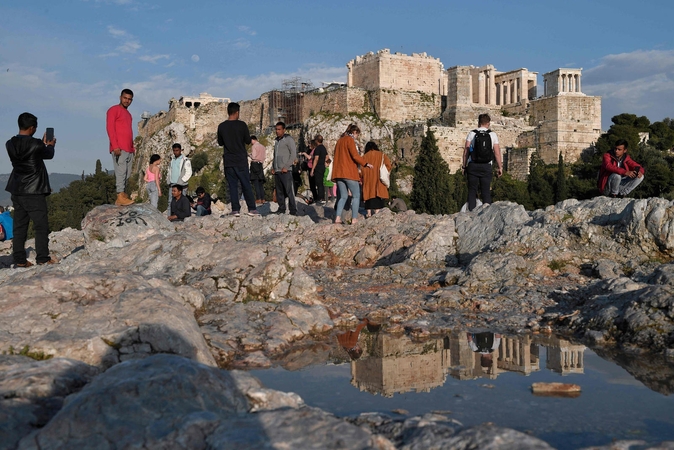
[1,0,673,175]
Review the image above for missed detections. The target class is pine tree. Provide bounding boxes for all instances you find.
[554,153,568,203]
[410,126,453,214]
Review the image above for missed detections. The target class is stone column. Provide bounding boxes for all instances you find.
[478,73,485,104]
[577,74,581,93]
[488,69,496,105]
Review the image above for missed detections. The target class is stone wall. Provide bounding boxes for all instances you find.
[347,49,445,96]
[505,148,535,181]
[396,119,534,174]
[529,95,602,164]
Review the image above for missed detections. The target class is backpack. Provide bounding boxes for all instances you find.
[471,129,493,164]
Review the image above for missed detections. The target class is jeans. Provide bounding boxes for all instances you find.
[604,173,644,196]
[112,151,134,193]
[274,171,297,214]
[146,182,158,208]
[466,162,493,211]
[11,194,50,264]
[335,178,360,220]
[196,205,210,216]
[225,165,257,213]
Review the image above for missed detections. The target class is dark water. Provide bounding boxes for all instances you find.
[251,331,674,450]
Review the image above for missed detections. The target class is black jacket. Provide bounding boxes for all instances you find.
[5,135,53,195]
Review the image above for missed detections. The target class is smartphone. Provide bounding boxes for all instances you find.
[45,128,54,142]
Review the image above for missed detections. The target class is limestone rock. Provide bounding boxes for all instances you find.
[455,201,530,263]
[0,356,99,449]
[17,354,385,450]
[81,203,172,249]
[0,272,215,369]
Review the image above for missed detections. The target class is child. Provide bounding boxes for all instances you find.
[145,154,162,208]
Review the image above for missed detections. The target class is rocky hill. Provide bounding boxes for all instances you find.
[1,198,673,448]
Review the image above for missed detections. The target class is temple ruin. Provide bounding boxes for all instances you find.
[137,48,602,175]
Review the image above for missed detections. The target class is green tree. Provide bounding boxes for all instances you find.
[554,153,568,203]
[527,152,554,209]
[410,126,453,214]
[649,119,674,151]
[596,113,649,154]
[191,152,209,173]
[492,173,531,209]
[47,160,117,231]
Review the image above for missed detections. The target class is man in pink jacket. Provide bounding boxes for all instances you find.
[597,139,645,198]
[106,89,135,206]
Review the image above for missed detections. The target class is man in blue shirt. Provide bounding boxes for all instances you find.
[0,206,13,241]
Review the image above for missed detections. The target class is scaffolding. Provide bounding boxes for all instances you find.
[269,77,314,129]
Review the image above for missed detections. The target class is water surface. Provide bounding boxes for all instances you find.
[251,330,674,449]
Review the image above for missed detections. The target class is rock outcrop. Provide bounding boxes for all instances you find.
[2,197,674,448]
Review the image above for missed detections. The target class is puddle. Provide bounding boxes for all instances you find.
[251,328,674,449]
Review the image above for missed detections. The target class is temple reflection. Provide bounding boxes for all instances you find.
[346,327,586,397]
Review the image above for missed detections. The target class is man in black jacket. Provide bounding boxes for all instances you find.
[5,112,56,267]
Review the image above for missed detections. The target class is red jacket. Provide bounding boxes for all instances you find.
[597,151,644,194]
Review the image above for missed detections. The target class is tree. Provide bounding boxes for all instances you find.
[47,162,117,231]
[409,126,453,214]
[527,152,554,209]
[191,152,209,173]
[554,153,568,203]
[492,173,531,209]
[649,120,674,151]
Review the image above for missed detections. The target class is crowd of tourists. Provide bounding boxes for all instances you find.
[4,90,646,267]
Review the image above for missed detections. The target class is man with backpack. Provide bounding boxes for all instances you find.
[462,113,503,211]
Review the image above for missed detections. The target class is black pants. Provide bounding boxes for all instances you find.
[11,194,50,264]
[224,166,257,212]
[466,162,493,211]
[274,171,297,214]
[251,178,265,200]
[310,167,325,202]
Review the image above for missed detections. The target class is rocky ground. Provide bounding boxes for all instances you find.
[1,197,674,449]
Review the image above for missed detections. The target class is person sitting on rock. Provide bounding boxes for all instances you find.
[168,185,191,222]
[598,139,644,198]
[389,196,407,213]
[0,206,13,241]
[191,186,212,216]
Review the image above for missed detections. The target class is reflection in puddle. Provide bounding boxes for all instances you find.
[252,325,674,449]
[344,327,586,397]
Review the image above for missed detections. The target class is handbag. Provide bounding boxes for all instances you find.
[379,156,390,188]
[326,161,333,181]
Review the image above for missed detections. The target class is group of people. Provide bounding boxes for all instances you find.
[3,90,647,267]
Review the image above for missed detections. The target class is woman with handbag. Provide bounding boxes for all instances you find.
[332,124,373,224]
[362,141,391,218]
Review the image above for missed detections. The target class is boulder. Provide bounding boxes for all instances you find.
[0,271,215,369]
[18,354,386,450]
[81,204,173,249]
[0,356,98,449]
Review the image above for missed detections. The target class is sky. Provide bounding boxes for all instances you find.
[1,0,673,175]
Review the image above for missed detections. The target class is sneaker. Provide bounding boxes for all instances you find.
[15,261,33,268]
[272,210,285,215]
[247,210,261,217]
[230,211,241,217]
